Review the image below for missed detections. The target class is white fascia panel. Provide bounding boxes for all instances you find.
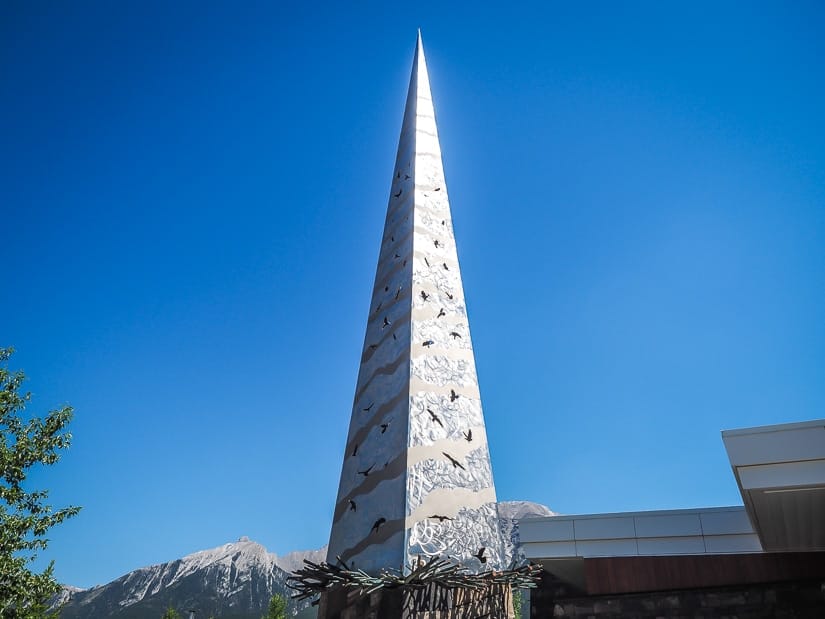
[573,516,636,541]
[703,533,763,554]
[519,518,574,543]
[634,513,703,538]
[738,459,825,490]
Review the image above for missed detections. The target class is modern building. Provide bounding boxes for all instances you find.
[520,419,825,617]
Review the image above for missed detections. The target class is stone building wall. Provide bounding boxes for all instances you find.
[531,571,825,618]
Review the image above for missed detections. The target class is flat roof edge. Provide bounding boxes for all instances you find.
[517,505,747,523]
[722,418,825,437]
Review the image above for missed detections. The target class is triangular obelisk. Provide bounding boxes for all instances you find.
[326,33,505,575]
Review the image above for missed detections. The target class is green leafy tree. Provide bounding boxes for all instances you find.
[262,594,287,619]
[0,347,81,617]
[512,588,523,618]
[161,608,181,619]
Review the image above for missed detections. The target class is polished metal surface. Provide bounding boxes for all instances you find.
[326,33,504,574]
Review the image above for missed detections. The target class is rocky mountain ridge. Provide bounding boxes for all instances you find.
[57,501,555,618]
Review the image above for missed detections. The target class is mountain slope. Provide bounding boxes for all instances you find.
[59,538,299,619]
[58,501,554,618]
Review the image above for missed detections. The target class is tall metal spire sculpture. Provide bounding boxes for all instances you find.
[326,33,505,576]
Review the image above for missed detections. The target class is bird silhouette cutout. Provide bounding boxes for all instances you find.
[463,429,473,442]
[352,443,359,456]
[396,172,400,179]
[391,236,394,242]
[434,187,441,192]
[393,333,397,340]
[369,344,378,350]
[441,220,445,225]
[394,253,401,259]
[403,259,407,267]
[380,422,389,434]
[420,291,429,301]
[375,302,383,313]
[349,500,357,512]
[371,518,387,534]
[434,240,440,248]
[427,408,443,427]
[422,340,434,347]
[437,308,446,318]
[473,547,487,564]
[446,293,454,300]
[443,263,449,270]
[404,174,411,180]
[442,452,466,471]
[385,286,389,291]
[394,190,402,198]
[363,402,374,412]
[429,514,453,522]
[395,287,402,300]
[450,389,459,402]
[449,331,461,339]
[382,316,391,329]
[424,258,430,267]
[358,465,374,477]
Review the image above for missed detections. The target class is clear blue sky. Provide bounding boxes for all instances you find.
[2,1,823,589]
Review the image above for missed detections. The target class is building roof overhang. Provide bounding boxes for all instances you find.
[722,418,825,552]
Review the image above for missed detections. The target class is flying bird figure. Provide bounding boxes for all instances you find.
[473,547,487,564]
[434,240,440,248]
[437,308,446,318]
[427,408,443,427]
[422,340,434,347]
[395,287,402,300]
[394,253,401,259]
[349,500,357,512]
[424,258,430,267]
[363,402,374,412]
[449,331,461,339]
[382,316,391,329]
[446,293,454,300]
[428,514,453,522]
[404,174,410,180]
[443,263,449,270]
[442,452,466,471]
[371,518,387,534]
[352,443,359,456]
[358,464,374,477]
[450,389,459,402]
[463,429,473,442]
[394,190,402,198]
[380,422,389,434]
[420,291,429,301]
[434,187,441,192]
[369,344,378,350]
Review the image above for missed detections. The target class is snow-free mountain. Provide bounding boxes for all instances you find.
[57,501,554,618]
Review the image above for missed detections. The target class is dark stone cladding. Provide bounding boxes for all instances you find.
[531,551,825,618]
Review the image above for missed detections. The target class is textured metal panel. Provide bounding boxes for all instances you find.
[325,34,504,575]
